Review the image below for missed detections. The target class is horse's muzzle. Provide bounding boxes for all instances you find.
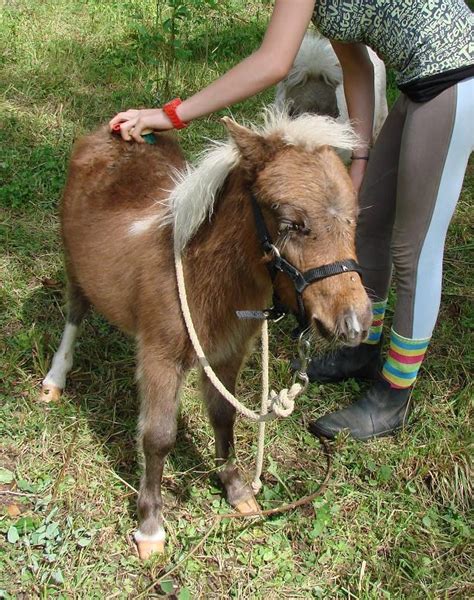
[312,306,370,347]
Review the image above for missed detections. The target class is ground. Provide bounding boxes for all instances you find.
[0,1,472,598]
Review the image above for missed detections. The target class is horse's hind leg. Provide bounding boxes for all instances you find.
[135,347,183,560]
[201,354,260,514]
[40,278,89,402]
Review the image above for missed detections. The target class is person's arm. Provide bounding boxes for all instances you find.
[331,41,374,193]
[109,0,315,142]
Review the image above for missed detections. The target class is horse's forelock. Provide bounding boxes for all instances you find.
[286,32,342,89]
[166,108,358,251]
[259,106,359,155]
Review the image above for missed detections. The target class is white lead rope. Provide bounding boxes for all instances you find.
[174,249,305,493]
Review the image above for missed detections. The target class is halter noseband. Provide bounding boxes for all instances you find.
[249,194,362,328]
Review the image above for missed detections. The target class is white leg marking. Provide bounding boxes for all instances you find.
[43,323,78,390]
[134,526,166,544]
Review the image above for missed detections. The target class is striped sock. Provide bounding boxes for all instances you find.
[364,299,387,345]
[382,329,430,389]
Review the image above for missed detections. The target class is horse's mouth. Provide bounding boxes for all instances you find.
[312,315,368,348]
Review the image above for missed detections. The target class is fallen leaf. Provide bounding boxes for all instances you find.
[7,504,21,517]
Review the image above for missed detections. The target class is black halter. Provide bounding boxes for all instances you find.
[249,194,362,328]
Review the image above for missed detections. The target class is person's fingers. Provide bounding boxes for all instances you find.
[109,109,140,130]
[119,119,138,141]
[129,121,145,143]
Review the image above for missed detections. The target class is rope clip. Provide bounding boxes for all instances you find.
[291,332,311,394]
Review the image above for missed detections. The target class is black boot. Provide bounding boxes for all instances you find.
[292,338,383,384]
[308,379,411,440]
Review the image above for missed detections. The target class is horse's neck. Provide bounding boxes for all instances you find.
[184,174,271,316]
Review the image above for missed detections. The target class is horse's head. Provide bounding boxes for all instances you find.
[224,114,371,346]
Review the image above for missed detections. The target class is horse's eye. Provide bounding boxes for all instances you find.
[292,222,311,235]
[279,220,311,236]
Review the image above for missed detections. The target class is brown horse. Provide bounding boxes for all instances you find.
[40,110,371,559]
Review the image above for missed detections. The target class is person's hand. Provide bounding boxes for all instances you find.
[349,158,368,195]
[109,108,174,143]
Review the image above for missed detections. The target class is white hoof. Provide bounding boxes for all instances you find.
[136,539,165,560]
[40,384,62,403]
[134,528,166,560]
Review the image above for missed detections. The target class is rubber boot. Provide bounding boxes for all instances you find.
[292,338,383,384]
[308,379,411,440]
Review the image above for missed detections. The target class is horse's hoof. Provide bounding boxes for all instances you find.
[235,496,260,514]
[40,384,62,403]
[136,540,165,560]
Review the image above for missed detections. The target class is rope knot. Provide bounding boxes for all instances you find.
[268,383,302,418]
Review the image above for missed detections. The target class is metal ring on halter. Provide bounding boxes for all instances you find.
[291,333,311,393]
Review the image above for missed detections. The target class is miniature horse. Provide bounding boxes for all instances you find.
[40,111,372,558]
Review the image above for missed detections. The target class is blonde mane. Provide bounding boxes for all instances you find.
[157,108,358,251]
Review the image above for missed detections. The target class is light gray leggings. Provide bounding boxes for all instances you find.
[357,77,474,340]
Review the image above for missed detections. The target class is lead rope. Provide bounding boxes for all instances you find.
[252,319,270,493]
[174,249,309,492]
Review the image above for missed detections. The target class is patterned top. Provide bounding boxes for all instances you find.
[312,0,474,85]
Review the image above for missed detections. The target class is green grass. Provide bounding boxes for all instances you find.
[1,1,473,598]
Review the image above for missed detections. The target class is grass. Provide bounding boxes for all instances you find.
[0,1,473,597]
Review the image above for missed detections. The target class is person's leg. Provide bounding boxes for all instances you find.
[383,77,474,387]
[310,78,474,439]
[303,95,407,383]
[357,95,406,302]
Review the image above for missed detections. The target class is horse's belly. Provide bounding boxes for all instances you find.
[63,218,146,335]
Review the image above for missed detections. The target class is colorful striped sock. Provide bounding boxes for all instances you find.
[363,299,387,345]
[382,329,430,389]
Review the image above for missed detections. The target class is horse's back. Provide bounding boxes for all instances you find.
[61,127,184,333]
[62,126,184,214]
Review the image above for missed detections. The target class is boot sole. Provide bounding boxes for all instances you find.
[308,420,408,441]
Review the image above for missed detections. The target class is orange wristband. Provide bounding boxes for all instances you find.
[162,98,188,130]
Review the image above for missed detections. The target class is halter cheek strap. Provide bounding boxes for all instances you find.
[249,195,362,328]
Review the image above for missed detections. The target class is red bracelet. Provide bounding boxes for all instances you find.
[162,98,188,130]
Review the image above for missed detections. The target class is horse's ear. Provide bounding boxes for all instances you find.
[221,117,273,172]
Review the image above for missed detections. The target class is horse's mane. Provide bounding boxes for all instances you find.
[162,107,358,251]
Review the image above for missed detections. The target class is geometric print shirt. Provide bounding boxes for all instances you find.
[312,0,474,86]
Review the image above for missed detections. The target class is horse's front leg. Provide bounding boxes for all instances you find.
[201,353,260,514]
[135,349,183,560]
